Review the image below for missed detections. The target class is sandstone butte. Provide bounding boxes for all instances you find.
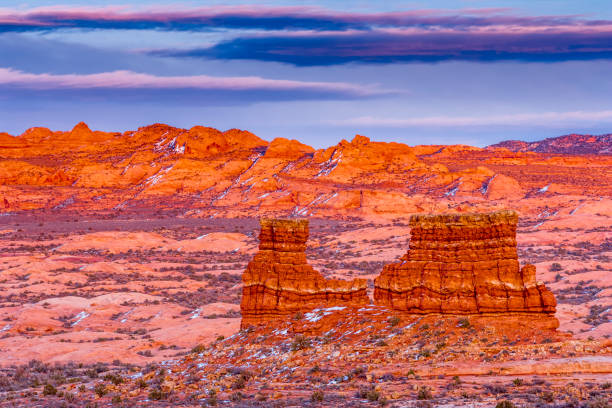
[242,211,558,331]
[240,218,368,328]
[374,210,558,328]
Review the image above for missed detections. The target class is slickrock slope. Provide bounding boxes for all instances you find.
[374,211,558,327]
[241,218,368,327]
[1,123,611,218]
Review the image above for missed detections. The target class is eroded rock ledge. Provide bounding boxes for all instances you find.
[240,218,368,328]
[374,210,557,318]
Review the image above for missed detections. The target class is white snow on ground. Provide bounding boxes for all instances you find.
[315,150,342,178]
[444,185,459,197]
[120,308,135,324]
[570,203,585,215]
[196,233,209,240]
[539,184,550,193]
[70,311,90,327]
[143,165,174,186]
[480,174,496,194]
[304,306,347,322]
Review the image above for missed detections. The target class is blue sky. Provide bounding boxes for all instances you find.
[1,1,612,147]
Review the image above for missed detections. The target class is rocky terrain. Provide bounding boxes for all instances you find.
[0,124,610,406]
[490,133,612,156]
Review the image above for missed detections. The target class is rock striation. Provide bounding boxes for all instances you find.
[374,211,557,318]
[241,218,368,328]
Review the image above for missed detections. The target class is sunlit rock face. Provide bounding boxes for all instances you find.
[240,218,368,328]
[374,211,557,319]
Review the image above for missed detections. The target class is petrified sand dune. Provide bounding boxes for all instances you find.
[240,218,368,327]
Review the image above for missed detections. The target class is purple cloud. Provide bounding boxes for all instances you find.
[174,29,612,65]
[2,5,612,65]
[0,5,609,33]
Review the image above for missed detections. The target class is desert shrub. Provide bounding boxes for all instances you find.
[388,316,401,327]
[495,401,516,408]
[148,387,166,401]
[417,386,432,400]
[540,390,554,402]
[230,392,243,402]
[457,318,471,328]
[550,263,563,271]
[293,311,304,320]
[512,378,523,386]
[94,383,107,397]
[232,375,247,390]
[356,386,380,402]
[191,344,206,354]
[205,389,218,406]
[587,398,610,408]
[103,373,123,385]
[111,395,121,403]
[311,390,324,402]
[136,378,148,389]
[43,384,57,396]
[602,382,611,389]
[290,335,311,351]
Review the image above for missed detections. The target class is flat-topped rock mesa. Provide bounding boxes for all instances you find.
[374,211,558,324]
[240,218,368,328]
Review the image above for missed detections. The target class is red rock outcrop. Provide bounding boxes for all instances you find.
[241,218,368,328]
[374,211,557,320]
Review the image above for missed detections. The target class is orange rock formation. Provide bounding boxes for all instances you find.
[374,211,557,320]
[241,218,368,327]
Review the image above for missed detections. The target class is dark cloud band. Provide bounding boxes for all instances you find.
[155,31,612,66]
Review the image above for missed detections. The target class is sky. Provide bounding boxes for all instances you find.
[1,1,612,147]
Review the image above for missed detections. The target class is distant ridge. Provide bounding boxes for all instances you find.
[489,133,612,155]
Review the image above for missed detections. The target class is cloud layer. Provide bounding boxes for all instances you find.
[0,67,381,97]
[2,6,612,65]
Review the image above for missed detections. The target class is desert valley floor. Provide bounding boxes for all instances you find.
[0,208,610,407]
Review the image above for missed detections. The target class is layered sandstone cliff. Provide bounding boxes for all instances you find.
[241,218,368,327]
[374,211,557,318]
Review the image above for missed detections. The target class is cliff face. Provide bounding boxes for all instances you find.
[374,211,557,318]
[240,218,368,327]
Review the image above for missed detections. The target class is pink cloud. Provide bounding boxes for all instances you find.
[0,67,383,96]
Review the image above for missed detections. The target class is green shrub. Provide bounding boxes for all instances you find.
[388,316,401,327]
[495,401,516,408]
